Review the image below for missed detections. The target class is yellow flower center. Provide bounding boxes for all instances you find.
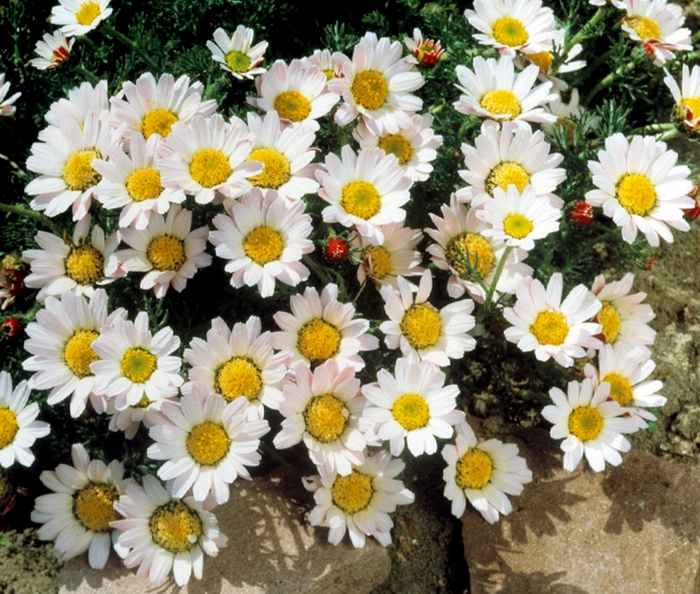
[190,149,232,188]
[485,161,531,196]
[296,318,342,364]
[133,393,152,408]
[530,310,569,346]
[400,303,441,351]
[214,357,263,402]
[340,181,381,220]
[492,16,529,47]
[65,245,104,286]
[149,500,203,554]
[445,232,495,281]
[627,16,662,40]
[0,408,19,450]
[141,109,178,139]
[125,168,163,202]
[378,134,413,166]
[120,347,157,384]
[503,213,534,239]
[681,97,700,119]
[147,235,186,271]
[63,150,102,191]
[391,393,430,430]
[602,372,634,407]
[480,90,522,120]
[247,148,291,190]
[330,471,374,514]
[273,91,312,122]
[243,226,284,265]
[527,51,553,74]
[225,51,252,73]
[568,405,604,441]
[303,393,348,443]
[455,448,493,490]
[598,302,621,343]
[186,421,231,466]
[615,173,656,217]
[73,482,120,532]
[351,70,389,111]
[362,245,393,280]
[75,1,101,26]
[63,329,100,378]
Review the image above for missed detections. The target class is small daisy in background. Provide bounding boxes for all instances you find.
[106,386,179,440]
[43,80,109,132]
[301,49,349,81]
[404,28,445,67]
[30,31,74,70]
[664,64,700,140]
[207,25,268,80]
[0,74,20,116]
[50,0,113,37]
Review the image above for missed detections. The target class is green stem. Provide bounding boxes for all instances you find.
[654,128,679,142]
[635,122,675,134]
[101,24,159,71]
[0,203,65,236]
[352,280,367,306]
[481,245,513,315]
[204,75,228,102]
[302,254,332,286]
[564,7,607,55]
[692,30,700,44]
[72,65,100,85]
[583,60,636,106]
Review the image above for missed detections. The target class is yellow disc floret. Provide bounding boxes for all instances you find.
[455,448,493,490]
[330,471,374,514]
[362,245,393,280]
[615,173,656,217]
[189,149,232,188]
[63,330,100,378]
[147,235,186,271]
[480,90,522,119]
[530,310,569,346]
[63,150,102,192]
[681,97,700,119]
[186,422,231,466]
[120,347,157,383]
[626,16,662,40]
[126,168,163,202]
[247,148,291,190]
[0,408,19,450]
[485,161,530,196]
[303,393,348,443]
[568,405,604,441]
[273,91,312,122]
[378,134,413,166]
[65,245,104,286]
[141,109,178,139]
[340,181,381,220]
[243,226,284,265]
[149,500,203,553]
[351,71,389,111]
[602,372,634,407]
[503,213,534,239]
[527,51,553,74]
[492,16,529,47]
[598,302,621,344]
[75,1,101,26]
[215,357,263,402]
[225,51,251,73]
[400,303,441,351]
[391,393,430,430]
[73,482,120,532]
[445,232,495,281]
[296,318,342,364]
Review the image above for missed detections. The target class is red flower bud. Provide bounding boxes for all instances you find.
[324,237,350,263]
[570,201,594,226]
[1,317,21,338]
[644,256,657,270]
[684,183,700,219]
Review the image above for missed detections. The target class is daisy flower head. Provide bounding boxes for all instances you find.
[31,444,131,569]
[148,383,269,504]
[22,215,122,303]
[362,358,465,457]
[0,74,20,116]
[111,474,227,587]
[117,204,212,298]
[274,360,367,477]
[0,371,50,468]
[304,449,414,548]
[90,311,183,411]
[30,31,75,70]
[42,80,109,133]
[541,88,602,139]
[425,196,533,302]
[503,272,603,367]
[302,49,350,81]
[22,289,127,418]
[542,378,638,472]
[207,25,268,80]
[404,28,445,67]
[209,189,313,298]
[664,64,700,140]
[183,315,287,420]
[379,271,476,367]
[271,283,379,371]
[328,32,424,134]
[453,56,558,129]
[106,385,179,440]
[158,113,261,204]
[464,0,557,58]
[442,421,532,523]
[585,133,694,247]
[50,0,112,36]
[353,112,443,183]
[317,145,412,244]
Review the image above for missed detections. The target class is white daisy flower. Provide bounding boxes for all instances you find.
[442,421,532,523]
[30,31,74,70]
[92,132,185,230]
[248,59,339,126]
[590,0,625,7]
[274,360,368,477]
[0,74,20,116]
[110,72,217,142]
[90,311,183,410]
[301,49,349,81]
[379,271,476,367]
[303,449,414,548]
[454,56,557,128]
[477,184,561,251]
[271,283,379,371]
[106,385,179,440]
[317,145,412,244]
[117,204,212,298]
[503,272,602,368]
[50,0,112,37]
[585,133,694,247]
[22,215,123,303]
[22,289,126,418]
[464,0,557,57]
[0,371,50,468]
[183,315,287,419]
[425,196,533,302]
[30,444,131,569]
[350,221,424,290]
[404,28,446,67]
[362,358,465,457]
[541,88,602,138]
[42,80,109,133]
[209,189,313,298]
[158,114,261,204]
[664,64,700,140]
[353,112,443,183]
[542,378,638,472]
[111,475,227,587]
[148,383,269,504]
[207,25,268,80]
[328,32,424,134]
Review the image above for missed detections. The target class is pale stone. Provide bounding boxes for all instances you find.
[57,470,390,594]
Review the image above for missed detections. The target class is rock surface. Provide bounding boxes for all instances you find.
[56,470,390,594]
